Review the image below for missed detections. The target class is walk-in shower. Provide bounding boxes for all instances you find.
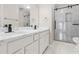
[54,4,79,43]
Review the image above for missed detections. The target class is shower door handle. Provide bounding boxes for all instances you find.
[72,24,79,25]
[54,20,56,30]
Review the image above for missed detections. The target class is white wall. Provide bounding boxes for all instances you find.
[39,4,55,44]
[0,5,3,27]
[39,5,50,28]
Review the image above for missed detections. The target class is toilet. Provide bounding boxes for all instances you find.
[73,37,79,44]
[72,37,79,53]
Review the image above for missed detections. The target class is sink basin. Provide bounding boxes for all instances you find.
[0,30,33,38]
[0,32,22,37]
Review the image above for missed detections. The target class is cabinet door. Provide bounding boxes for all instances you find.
[44,31,49,48]
[40,35,46,53]
[8,39,23,54]
[25,43,34,54]
[8,35,33,54]
[33,41,39,54]
[0,41,7,54]
[39,30,49,54]
[13,48,24,54]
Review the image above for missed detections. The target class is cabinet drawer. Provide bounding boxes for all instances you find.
[34,34,39,40]
[8,35,33,54]
[25,43,34,54]
[40,30,49,37]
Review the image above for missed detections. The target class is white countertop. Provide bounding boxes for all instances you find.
[0,27,49,41]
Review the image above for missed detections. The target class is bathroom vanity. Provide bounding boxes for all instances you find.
[0,28,49,54]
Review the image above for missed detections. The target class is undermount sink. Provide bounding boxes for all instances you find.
[0,29,33,38]
[0,31,22,37]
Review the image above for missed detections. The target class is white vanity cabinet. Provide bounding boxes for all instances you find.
[39,30,49,54]
[7,35,33,54]
[0,29,49,54]
[24,33,39,54]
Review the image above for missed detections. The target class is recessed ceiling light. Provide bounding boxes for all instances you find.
[26,6,30,9]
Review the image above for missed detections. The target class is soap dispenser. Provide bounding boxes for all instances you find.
[8,24,12,32]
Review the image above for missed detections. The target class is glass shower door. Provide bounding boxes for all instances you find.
[55,9,66,41]
[55,8,73,43]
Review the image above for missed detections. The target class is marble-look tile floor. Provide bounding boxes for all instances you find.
[44,41,79,54]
